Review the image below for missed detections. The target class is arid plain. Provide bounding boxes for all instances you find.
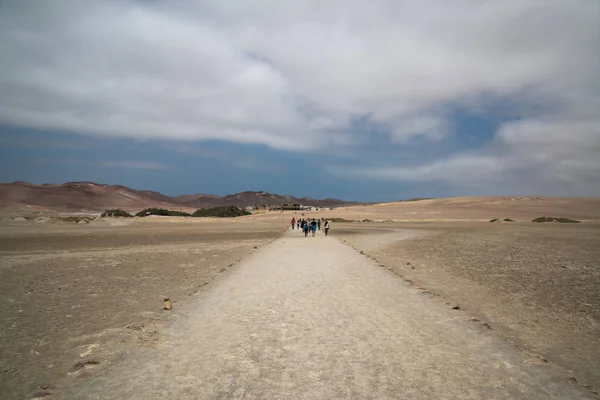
[1,196,599,399]
[0,218,285,399]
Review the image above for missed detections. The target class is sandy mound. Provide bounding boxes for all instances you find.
[325,197,600,222]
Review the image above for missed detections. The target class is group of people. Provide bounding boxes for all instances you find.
[291,217,330,237]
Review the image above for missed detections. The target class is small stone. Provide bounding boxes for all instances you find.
[163,298,172,310]
[73,360,99,371]
[452,305,460,310]
[411,265,416,269]
[406,262,411,265]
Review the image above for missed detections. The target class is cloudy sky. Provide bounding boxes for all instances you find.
[0,0,598,201]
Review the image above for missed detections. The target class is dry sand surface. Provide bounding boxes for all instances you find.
[326,196,600,222]
[1,199,599,399]
[335,222,600,396]
[0,217,285,400]
[55,230,588,399]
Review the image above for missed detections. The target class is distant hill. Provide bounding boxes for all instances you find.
[189,191,349,209]
[0,181,353,213]
[329,196,600,221]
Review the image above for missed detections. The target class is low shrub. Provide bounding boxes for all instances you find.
[503,218,515,222]
[101,209,133,218]
[329,218,354,223]
[532,216,580,223]
[489,218,499,222]
[192,206,251,218]
[136,208,191,217]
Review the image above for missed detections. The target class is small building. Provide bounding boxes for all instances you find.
[282,203,302,211]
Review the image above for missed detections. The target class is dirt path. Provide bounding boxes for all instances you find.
[62,230,587,399]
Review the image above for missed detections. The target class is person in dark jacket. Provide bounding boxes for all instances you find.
[310,219,317,237]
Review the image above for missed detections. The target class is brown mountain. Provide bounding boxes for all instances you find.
[171,193,223,208]
[193,191,349,209]
[0,181,176,212]
[0,181,351,213]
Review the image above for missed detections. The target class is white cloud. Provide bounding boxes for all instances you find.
[0,0,599,193]
[331,155,505,183]
[387,114,451,142]
[331,116,600,194]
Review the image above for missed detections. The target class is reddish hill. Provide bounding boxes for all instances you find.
[0,181,177,212]
[0,181,351,213]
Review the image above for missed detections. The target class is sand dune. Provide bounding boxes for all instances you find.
[326,196,600,221]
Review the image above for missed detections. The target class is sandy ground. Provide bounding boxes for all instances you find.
[1,213,599,398]
[0,218,285,400]
[326,197,600,222]
[58,229,588,399]
[335,222,600,395]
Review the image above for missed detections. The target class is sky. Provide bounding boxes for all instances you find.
[0,0,599,201]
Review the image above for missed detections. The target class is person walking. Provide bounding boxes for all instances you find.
[317,219,321,231]
[291,217,296,230]
[310,218,317,237]
[303,221,309,237]
[324,220,330,236]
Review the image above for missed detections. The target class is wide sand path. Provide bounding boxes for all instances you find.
[65,230,586,399]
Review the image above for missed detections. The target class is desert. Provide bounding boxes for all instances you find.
[3,2,599,397]
[1,194,599,398]
[0,217,284,399]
